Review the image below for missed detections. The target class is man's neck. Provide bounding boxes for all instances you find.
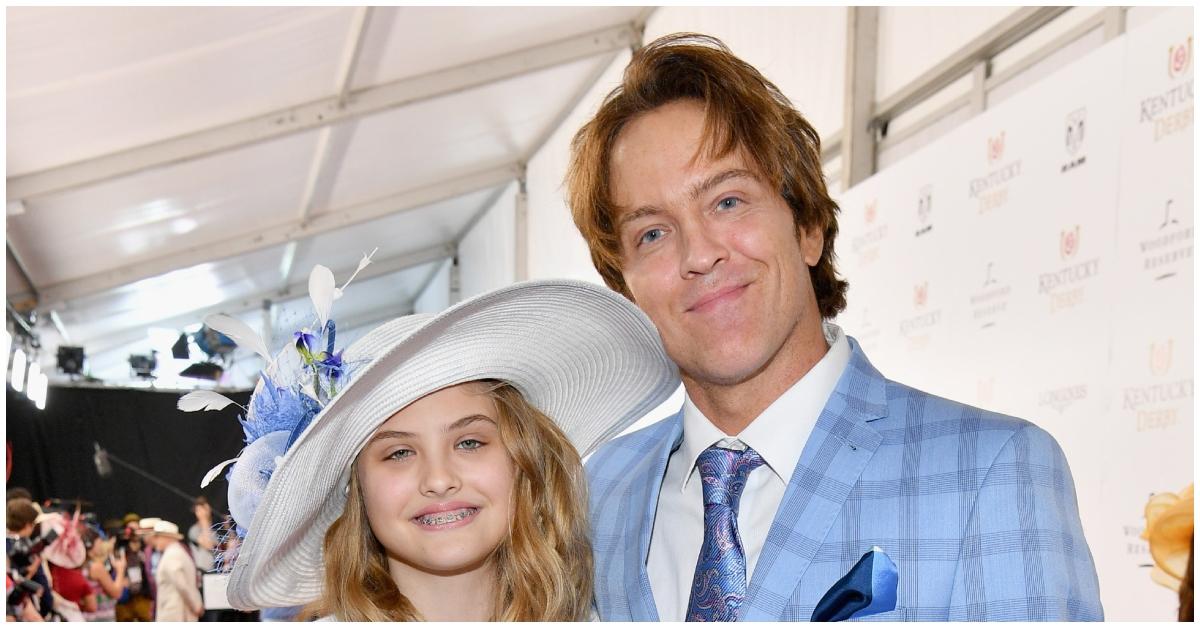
[388,557,497,621]
[684,320,830,435]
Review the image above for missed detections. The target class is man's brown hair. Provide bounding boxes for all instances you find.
[566,33,848,318]
[6,497,38,532]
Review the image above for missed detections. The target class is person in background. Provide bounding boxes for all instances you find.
[5,498,53,620]
[186,498,219,621]
[83,529,127,622]
[114,519,153,621]
[147,520,202,622]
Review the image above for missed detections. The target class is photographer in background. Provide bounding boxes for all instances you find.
[6,498,53,620]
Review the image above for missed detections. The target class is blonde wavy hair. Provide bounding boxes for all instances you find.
[302,381,593,621]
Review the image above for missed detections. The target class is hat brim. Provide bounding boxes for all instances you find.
[227,279,679,609]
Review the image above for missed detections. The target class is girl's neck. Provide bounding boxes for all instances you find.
[387,558,498,621]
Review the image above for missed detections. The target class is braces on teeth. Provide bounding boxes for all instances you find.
[419,508,475,526]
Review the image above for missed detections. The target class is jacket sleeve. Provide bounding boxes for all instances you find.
[948,423,1104,620]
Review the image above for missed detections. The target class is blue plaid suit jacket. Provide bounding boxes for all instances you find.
[586,337,1103,621]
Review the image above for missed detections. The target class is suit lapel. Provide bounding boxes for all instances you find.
[742,338,889,621]
[617,413,682,622]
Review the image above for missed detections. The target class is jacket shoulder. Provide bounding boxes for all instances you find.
[585,413,679,477]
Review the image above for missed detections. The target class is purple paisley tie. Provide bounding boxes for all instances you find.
[686,445,765,621]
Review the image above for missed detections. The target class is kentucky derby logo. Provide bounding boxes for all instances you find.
[1168,36,1193,79]
[987,132,1005,165]
[1065,108,1086,156]
[913,282,928,308]
[1150,340,1174,377]
[852,199,888,263]
[1060,226,1081,260]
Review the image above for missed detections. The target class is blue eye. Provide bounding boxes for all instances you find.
[717,197,740,211]
[639,228,664,246]
[457,439,484,451]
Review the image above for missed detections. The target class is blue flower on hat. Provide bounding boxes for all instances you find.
[293,330,317,363]
[240,374,321,445]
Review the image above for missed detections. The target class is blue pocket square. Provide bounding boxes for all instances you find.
[810,546,898,622]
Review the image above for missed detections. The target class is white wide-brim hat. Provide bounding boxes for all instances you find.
[151,520,184,540]
[227,279,679,609]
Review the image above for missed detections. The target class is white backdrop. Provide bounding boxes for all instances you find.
[832,8,1193,620]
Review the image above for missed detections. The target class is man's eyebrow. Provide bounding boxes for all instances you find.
[617,206,663,230]
[688,168,758,201]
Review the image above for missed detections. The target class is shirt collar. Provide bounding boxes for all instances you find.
[678,322,851,491]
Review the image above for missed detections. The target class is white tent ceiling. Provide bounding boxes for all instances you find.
[5,6,652,388]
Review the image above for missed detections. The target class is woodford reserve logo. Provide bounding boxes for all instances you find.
[851,199,888,265]
[1038,224,1100,313]
[969,131,1022,213]
[1139,198,1193,281]
[914,185,933,237]
[969,261,1011,329]
[1123,338,1193,432]
[1141,35,1193,142]
[1061,108,1087,173]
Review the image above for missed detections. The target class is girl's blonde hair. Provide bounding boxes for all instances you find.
[303,381,593,621]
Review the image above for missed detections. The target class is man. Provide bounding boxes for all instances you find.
[566,34,1102,621]
[146,520,202,622]
[5,497,54,620]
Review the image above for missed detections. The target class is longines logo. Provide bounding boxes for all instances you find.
[914,186,933,237]
[968,131,1022,213]
[1140,36,1193,142]
[1061,108,1087,173]
[900,280,941,340]
[1123,337,1193,432]
[1038,384,1089,414]
[854,305,881,352]
[852,199,889,265]
[1038,225,1099,313]
[1139,198,1193,281]
[969,261,1011,329]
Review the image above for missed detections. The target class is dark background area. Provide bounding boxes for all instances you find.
[7,385,250,532]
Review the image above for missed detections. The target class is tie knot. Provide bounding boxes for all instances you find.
[696,445,764,508]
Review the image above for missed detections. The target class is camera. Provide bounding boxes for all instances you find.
[6,528,59,573]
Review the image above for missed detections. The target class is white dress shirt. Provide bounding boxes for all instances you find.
[646,322,851,621]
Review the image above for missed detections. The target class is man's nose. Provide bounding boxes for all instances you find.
[679,219,729,278]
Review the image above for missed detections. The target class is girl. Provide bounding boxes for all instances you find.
[197,278,678,620]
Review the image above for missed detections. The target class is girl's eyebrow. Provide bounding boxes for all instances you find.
[367,415,497,445]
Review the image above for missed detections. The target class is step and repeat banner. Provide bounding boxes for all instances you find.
[832,8,1192,621]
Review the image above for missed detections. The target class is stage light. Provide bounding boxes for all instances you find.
[129,352,158,379]
[170,333,191,360]
[30,372,48,410]
[56,345,85,375]
[11,348,27,393]
[27,361,40,391]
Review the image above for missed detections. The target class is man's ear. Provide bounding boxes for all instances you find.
[799,224,824,267]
